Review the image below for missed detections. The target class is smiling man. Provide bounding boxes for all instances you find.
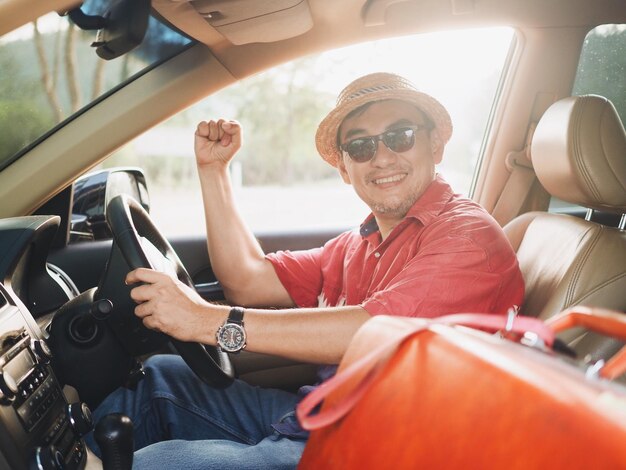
[336,100,441,237]
[89,72,524,469]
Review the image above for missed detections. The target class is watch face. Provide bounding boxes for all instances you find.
[217,323,246,353]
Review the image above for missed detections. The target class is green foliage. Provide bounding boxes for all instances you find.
[200,57,339,185]
[103,149,197,188]
[0,100,53,160]
[0,48,54,164]
[0,13,191,168]
[106,57,341,188]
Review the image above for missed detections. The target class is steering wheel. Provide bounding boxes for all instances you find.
[105,194,234,388]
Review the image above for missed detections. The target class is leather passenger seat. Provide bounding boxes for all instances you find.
[504,95,626,364]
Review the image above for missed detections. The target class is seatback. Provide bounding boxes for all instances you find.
[504,95,626,358]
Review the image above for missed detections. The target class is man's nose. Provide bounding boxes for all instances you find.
[371,140,398,167]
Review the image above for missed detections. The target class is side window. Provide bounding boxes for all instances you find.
[100,28,514,237]
[573,24,626,124]
[0,1,191,170]
[549,24,626,217]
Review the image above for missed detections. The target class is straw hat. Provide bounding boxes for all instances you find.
[315,72,453,167]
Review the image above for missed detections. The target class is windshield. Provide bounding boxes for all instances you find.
[0,0,192,170]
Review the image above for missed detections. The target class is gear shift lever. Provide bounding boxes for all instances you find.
[94,413,134,470]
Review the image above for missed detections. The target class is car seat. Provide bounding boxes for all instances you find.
[503,95,626,361]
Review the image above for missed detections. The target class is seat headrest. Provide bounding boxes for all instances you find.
[531,95,626,213]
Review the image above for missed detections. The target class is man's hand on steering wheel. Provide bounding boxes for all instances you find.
[126,268,223,344]
[106,194,235,388]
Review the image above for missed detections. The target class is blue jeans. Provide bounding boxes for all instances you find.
[85,355,306,469]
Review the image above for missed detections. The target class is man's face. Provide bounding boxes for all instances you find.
[337,99,443,221]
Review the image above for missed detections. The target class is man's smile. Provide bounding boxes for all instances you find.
[370,172,408,186]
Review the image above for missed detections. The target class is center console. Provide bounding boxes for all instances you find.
[0,286,89,470]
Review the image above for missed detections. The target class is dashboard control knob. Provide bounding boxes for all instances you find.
[33,444,64,470]
[0,371,18,402]
[91,298,114,320]
[68,402,94,438]
[33,339,53,364]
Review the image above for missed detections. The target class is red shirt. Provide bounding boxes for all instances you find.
[266,175,524,317]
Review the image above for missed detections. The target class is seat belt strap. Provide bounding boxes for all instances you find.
[492,123,537,226]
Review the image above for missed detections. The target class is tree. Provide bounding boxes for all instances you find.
[0,7,193,167]
[209,56,338,185]
[0,47,54,161]
[32,19,63,122]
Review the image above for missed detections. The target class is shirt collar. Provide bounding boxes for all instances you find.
[358,174,454,238]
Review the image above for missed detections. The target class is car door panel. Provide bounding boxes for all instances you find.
[171,228,345,285]
[49,228,343,292]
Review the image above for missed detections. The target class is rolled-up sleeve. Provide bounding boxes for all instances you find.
[266,248,323,307]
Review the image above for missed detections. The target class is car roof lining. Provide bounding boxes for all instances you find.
[157,0,626,51]
[154,0,626,82]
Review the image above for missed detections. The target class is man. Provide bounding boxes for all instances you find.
[89,72,524,469]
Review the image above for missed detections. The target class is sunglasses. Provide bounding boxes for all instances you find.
[340,124,432,163]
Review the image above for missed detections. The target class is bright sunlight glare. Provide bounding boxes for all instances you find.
[311,27,514,127]
[1,12,66,44]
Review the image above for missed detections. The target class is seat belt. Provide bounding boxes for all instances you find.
[493,92,558,226]
[492,122,538,227]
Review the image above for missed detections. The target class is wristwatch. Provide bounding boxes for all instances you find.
[216,307,247,353]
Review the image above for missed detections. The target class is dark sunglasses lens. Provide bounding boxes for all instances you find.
[384,128,415,153]
[346,138,377,162]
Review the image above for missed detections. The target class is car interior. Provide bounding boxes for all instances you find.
[504,94,626,365]
[0,0,624,468]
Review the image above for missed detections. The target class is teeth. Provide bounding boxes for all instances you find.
[373,174,406,185]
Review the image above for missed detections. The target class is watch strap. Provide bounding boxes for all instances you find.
[228,306,245,325]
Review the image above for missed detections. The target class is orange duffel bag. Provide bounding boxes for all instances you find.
[297,307,626,469]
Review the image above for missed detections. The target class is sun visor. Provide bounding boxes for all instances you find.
[189,0,313,45]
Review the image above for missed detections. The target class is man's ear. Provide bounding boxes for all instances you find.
[337,156,352,184]
[430,129,444,164]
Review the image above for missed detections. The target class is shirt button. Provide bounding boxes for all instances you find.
[374,252,381,258]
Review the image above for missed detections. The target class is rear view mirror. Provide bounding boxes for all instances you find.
[94,0,151,60]
[67,0,151,60]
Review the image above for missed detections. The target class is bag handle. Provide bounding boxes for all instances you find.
[437,312,555,346]
[546,306,626,379]
[297,313,553,430]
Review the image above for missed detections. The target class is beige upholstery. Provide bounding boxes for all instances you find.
[504,95,626,360]
[531,95,626,212]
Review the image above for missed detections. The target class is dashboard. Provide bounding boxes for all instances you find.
[0,216,88,469]
[0,216,77,323]
[0,202,316,468]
